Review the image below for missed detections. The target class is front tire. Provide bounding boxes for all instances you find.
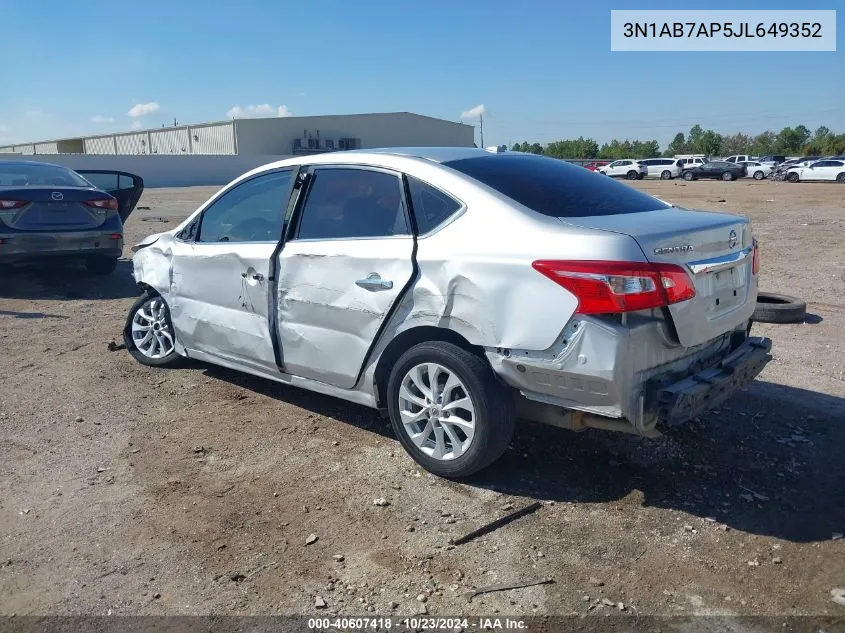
[753,170,765,180]
[836,173,845,183]
[722,171,735,181]
[386,341,514,479]
[660,170,672,180]
[787,172,800,183]
[85,255,118,275]
[123,291,180,367]
[683,171,695,181]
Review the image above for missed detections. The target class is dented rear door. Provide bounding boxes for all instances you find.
[275,166,415,389]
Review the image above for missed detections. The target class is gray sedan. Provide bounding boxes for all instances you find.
[127,148,771,477]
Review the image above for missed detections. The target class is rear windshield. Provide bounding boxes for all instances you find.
[0,163,90,187]
[443,154,669,218]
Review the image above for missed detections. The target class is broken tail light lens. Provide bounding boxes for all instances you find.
[0,200,27,209]
[752,238,760,275]
[85,198,118,211]
[532,260,696,314]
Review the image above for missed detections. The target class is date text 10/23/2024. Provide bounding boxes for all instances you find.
[308,617,528,630]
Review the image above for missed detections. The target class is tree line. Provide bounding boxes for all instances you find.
[510,124,845,160]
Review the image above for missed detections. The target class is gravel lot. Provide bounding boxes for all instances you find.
[1,178,844,618]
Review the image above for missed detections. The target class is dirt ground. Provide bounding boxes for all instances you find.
[1,178,844,619]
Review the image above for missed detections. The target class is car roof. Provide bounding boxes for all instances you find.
[344,146,500,163]
[0,159,67,169]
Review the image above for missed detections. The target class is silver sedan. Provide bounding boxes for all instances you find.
[127,148,771,477]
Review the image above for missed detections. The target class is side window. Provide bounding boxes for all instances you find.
[407,176,462,234]
[198,170,292,243]
[296,168,408,240]
[118,174,137,189]
[81,172,119,190]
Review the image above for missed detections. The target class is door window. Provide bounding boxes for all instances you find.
[198,170,292,243]
[295,168,408,240]
[80,171,119,190]
[406,176,462,234]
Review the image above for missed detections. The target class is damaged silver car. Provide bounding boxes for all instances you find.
[126,148,772,478]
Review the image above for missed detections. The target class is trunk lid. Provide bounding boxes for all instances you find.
[561,207,756,347]
[0,187,113,231]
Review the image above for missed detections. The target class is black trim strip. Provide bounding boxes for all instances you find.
[268,167,305,370]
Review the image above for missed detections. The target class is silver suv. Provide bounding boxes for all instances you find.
[127,148,771,478]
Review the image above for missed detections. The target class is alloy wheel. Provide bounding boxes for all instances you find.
[398,363,475,461]
[131,296,175,359]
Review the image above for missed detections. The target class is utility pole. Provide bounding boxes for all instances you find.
[479,113,484,147]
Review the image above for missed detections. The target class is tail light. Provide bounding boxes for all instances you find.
[532,260,696,314]
[109,234,123,240]
[752,238,760,275]
[0,200,27,209]
[85,198,118,211]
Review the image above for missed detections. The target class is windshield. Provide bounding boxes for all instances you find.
[0,163,91,187]
[443,154,669,218]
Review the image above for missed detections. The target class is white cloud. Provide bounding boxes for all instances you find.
[90,115,115,124]
[130,121,143,130]
[460,104,486,120]
[226,103,293,119]
[127,102,160,118]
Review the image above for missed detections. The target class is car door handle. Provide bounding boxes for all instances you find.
[241,272,265,281]
[356,273,393,291]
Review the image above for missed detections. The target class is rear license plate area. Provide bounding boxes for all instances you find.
[711,264,746,310]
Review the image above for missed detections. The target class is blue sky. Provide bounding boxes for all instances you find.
[1,0,842,149]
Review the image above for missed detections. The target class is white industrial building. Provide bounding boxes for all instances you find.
[0,112,475,187]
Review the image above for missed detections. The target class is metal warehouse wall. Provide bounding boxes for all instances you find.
[28,154,291,187]
[80,122,236,156]
[234,113,474,154]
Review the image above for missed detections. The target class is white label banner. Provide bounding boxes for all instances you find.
[611,10,836,51]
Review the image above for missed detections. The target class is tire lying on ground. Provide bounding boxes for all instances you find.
[752,292,807,324]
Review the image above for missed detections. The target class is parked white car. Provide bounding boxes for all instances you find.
[127,148,769,478]
[676,156,708,170]
[786,159,845,182]
[639,158,682,180]
[739,161,772,180]
[597,160,648,180]
[723,155,755,164]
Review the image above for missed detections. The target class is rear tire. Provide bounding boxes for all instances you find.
[752,292,807,324]
[660,170,672,180]
[626,170,639,180]
[85,255,118,275]
[836,173,845,183]
[683,171,695,181]
[386,341,514,479]
[753,170,765,180]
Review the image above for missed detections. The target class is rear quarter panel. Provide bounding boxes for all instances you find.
[379,161,649,351]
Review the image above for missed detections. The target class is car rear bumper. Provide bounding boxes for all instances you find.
[645,336,772,428]
[0,230,123,263]
[489,313,768,434]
